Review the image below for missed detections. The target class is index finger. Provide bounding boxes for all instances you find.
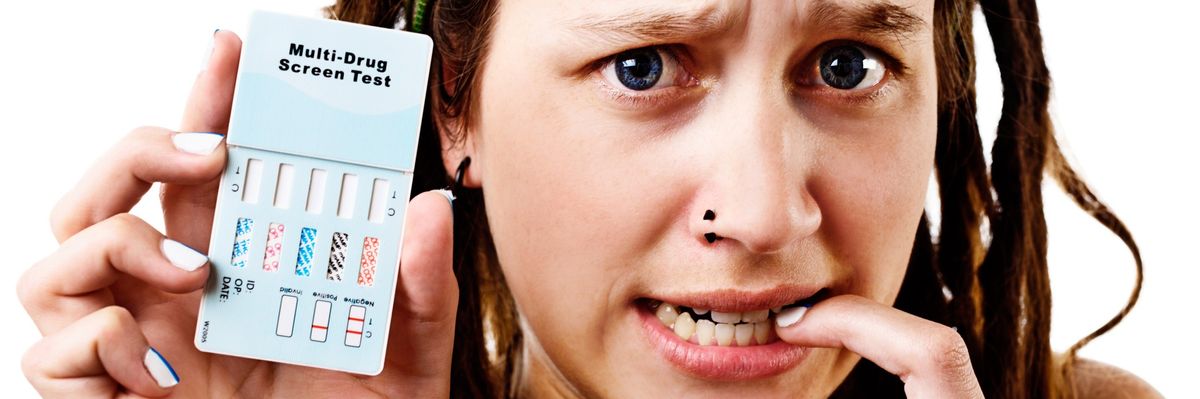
[773,295,984,398]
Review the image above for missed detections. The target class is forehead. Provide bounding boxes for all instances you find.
[511,0,934,42]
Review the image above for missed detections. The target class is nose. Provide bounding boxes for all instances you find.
[692,84,821,254]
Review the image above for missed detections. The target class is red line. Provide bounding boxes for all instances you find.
[348,317,365,322]
[311,325,327,330]
[346,330,362,335]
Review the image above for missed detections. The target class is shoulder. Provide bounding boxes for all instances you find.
[1069,357,1162,399]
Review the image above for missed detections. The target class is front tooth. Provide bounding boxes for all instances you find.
[715,323,735,346]
[711,311,741,324]
[735,323,754,346]
[695,320,716,346]
[673,312,696,341]
[754,321,770,344]
[771,306,782,313]
[693,308,710,315]
[742,309,769,323]
[656,303,679,326]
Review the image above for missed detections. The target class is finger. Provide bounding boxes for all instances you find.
[379,190,457,395]
[20,213,209,334]
[49,127,226,243]
[774,295,983,398]
[162,29,243,249]
[23,306,180,398]
[181,29,241,134]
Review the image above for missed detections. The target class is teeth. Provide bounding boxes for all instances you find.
[654,301,783,346]
[673,312,696,341]
[715,323,735,346]
[735,323,754,346]
[754,321,770,344]
[656,304,679,326]
[711,311,741,324]
[772,306,782,313]
[695,320,716,346]
[742,309,769,323]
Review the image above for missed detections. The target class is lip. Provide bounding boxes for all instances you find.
[649,284,823,312]
[635,287,816,381]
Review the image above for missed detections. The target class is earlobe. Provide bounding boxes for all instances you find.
[436,120,482,189]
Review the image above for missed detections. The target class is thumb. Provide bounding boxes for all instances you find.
[181,29,241,134]
[162,29,241,248]
[383,190,458,395]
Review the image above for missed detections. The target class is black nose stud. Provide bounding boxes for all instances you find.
[703,209,721,243]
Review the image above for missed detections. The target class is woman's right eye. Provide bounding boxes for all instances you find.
[600,46,690,93]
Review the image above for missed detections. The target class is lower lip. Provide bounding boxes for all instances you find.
[636,304,810,381]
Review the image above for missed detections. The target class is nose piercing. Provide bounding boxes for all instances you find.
[703,209,721,243]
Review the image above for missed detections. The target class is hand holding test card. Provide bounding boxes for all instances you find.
[194,11,433,375]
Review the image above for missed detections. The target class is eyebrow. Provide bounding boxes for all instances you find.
[567,1,926,47]
[806,0,927,39]
[568,5,736,46]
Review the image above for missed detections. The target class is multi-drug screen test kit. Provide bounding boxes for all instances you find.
[194,11,433,375]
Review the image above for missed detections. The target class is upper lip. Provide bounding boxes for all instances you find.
[645,284,823,312]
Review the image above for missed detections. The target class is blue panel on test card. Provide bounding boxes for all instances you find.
[195,11,432,375]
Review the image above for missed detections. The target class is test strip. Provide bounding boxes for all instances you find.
[345,305,366,347]
[311,300,331,342]
[305,169,328,214]
[273,164,295,209]
[231,218,254,268]
[336,174,358,219]
[276,295,297,337]
[262,223,285,272]
[242,159,264,204]
[295,227,318,276]
[327,232,349,281]
[367,179,390,223]
[357,237,379,287]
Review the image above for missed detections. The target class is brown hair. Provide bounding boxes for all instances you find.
[326,1,1143,397]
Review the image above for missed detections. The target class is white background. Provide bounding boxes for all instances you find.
[1,1,1195,397]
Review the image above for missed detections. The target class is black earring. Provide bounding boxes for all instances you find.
[703,209,721,243]
[451,156,471,197]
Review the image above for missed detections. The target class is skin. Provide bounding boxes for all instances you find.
[17,0,1159,398]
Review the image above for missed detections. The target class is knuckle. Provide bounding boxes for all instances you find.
[94,306,137,340]
[21,344,48,381]
[924,326,974,379]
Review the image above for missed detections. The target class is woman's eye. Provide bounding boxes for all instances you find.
[817,44,887,90]
[601,47,684,92]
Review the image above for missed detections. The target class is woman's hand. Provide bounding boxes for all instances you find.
[774,295,985,398]
[18,31,460,398]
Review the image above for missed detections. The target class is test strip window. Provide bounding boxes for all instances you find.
[196,11,433,376]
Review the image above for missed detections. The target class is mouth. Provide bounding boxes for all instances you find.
[634,287,828,380]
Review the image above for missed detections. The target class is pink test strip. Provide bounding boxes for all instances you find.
[357,237,379,287]
[263,223,285,272]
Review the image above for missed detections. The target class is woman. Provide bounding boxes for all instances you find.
[17,0,1157,397]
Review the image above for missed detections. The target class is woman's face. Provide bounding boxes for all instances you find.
[465,0,937,396]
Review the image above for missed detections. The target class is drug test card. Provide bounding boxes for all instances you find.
[195,11,432,375]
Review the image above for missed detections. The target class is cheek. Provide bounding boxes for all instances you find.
[813,104,937,303]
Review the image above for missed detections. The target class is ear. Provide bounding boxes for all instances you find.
[436,115,482,189]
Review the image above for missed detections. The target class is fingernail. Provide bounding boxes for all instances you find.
[775,305,810,328]
[172,132,223,155]
[433,189,455,209]
[143,347,180,388]
[161,238,208,271]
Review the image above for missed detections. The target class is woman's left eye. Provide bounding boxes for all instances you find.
[600,46,688,92]
[814,44,887,90]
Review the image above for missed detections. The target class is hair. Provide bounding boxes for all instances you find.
[326,0,1143,397]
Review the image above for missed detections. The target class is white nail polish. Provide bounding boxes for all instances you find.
[161,239,208,271]
[144,347,180,388]
[775,306,809,328]
[172,132,223,155]
[433,189,455,208]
